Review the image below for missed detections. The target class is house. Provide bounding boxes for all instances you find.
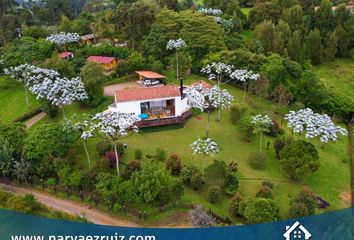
[87,56,118,71]
[59,51,74,60]
[108,84,192,128]
[135,71,167,86]
[80,33,96,45]
[283,221,312,240]
[190,80,211,89]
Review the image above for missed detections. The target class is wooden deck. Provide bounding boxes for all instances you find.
[136,109,192,128]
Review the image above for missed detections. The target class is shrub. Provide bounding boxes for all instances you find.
[262,181,274,189]
[190,172,205,190]
[105,151,116,168]
[13,108,42,123]
[240,198,279,223]
[223,173,239,196]
[248,152,266,170]
[180,164,198,184]
[273,137,293,159]
[124,160,141,180]
[228,161,238,172]
[229,193,242,217]
[155,148,166,162]
[208,185,221,203]
[230,106,247,125]
[289,188,317,218]
[266,118,281,137]
[166,154,182,176]
[239,117,254,142]
[96,141,113,156]
[113,203,122,213]
[256,186,273,199]
[40,99,58,118]
[134,149,142,160]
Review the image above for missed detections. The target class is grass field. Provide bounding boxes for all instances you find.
[0,76,39,123]
[241,8,251,17]
[1,71,350,224]
[313,59,354,102]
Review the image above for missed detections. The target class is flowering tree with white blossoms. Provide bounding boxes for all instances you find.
[4,64,37,108]
[230,69,260,104]
[284,108,347,143]
[30,76,88,118]
[46,32,80,51]
[201,62,235,121]
[82,111,139,176]
[63,115,92,171]
[166,39,187,81]
[190,138,219,176]
[198,8,223,16]
[187,84,234,136]
[251,114,273,152]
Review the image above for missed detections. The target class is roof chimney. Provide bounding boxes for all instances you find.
[180,77,184,99]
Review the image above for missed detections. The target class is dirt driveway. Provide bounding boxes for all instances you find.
[104,82,143,97]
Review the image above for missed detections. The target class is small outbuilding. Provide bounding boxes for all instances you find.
[59,51,74,59]
[87,56,118,71]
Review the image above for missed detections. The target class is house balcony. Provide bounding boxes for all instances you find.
[136,109,193,128]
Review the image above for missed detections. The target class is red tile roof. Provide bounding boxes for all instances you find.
[135,71,166,79]
[87,56,115,64]
[59,51,73,59]
[115,85,180,103]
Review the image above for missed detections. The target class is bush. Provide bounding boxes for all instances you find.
[239,117,254,142]
[155,148,166,162]
[223,173,239,196]
[166,154,182,176]
[273,137,293,159]
[266,118,281,137]
[262,181,274,189]
[40,99,58,118]
[229,193,242,217]
[240,198,279,223]
[113,203,122,213]
[6,194,42,214]
[230,106,247,125]
[134,149,142,160]
[256,186,273,199]
[124,160,141,180]
[208,185,221,203]
[190,172,205,190]
[180,164,198,184]
[228,161,238,172]
[289,188,317,218]
[248,152,266,170]
[96,141,113,156]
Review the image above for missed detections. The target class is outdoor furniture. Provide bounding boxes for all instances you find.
[138,113,148,120]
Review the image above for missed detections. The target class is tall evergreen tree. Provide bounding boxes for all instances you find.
[306,29,322,65]
[287,30,303,62]
[324,30,337,61]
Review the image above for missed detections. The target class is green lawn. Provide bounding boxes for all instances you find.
[241,8,251,17]
[313,59,354,102]
[0,76,39,123]
[2,72,350,224]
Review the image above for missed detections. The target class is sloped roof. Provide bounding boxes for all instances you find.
[87,56,115,64]
[135,71,166,79]
[190,80,211,89]
[115,85,180,103]
[59,51,73,59]
[80,33,95,40]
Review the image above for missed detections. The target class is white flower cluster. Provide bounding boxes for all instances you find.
[5,64,87,107]
[81,111,139,141]
[284,108,348,143]
[190,138,219,155]
[46,32,80,45]
[166,39,187,50]
[198,8,223,16]
[201,62,234,81]
[251,114,273,128]
[230,69,260,82]
[186,84,234,112]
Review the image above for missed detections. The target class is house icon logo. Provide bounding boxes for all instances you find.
[283,221,312,240]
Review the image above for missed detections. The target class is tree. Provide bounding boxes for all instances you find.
[324,30,337,61]
[4,64,37,108]
[284,108,347,143]
[188,205,215,227]
[129,163,182,204]
[334,25,350,58]
[0,137,14,178]
[208,185,221,203]
[230,69,260,104]
[166,154,182,176]
[306,29,322,65]
[12,158,31,183]
[280,140,320,180]
[281,5,304,32]
[46,32,80,52]
[24,123,77,164]
[166,39,187,81]
[241,198,279,223]
[315,0,335,34]
[253,20,284,55]
[289,188,317,218]
[82,111,138,176]
[190,138,219,176]
[123,160,141,180]
[250,114,273,152]
[0,123,26,158]
[269,84,294,106]
[79,62,105,107]
[287,30,303,62]
[187,84,233,136]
